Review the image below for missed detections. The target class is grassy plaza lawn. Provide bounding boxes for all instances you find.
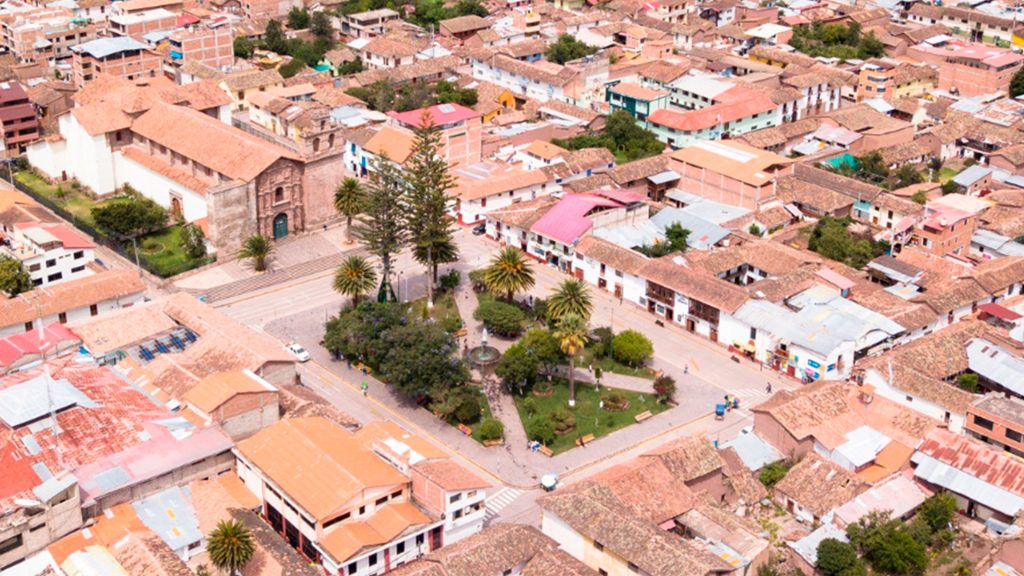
[578,347,656,380]
[513,380,668,454]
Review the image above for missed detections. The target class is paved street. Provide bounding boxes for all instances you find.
[215,226,796,522]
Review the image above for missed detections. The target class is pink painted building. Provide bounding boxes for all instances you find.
[907,39,1024,97]
[387,103,482,168]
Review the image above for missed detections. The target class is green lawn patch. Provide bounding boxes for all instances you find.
[938,167,958,183]
[407,291,464,333]
[579,348,655,379]
[129,225,200,277]
[514,380,667,454]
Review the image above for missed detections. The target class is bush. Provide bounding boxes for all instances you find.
[473,300,526,337]
[91,195,167,238]
[180,223,207,259]
[612,330,654,366]
[602,390,628,410]
[522,397,537,417]
[915,493,957,535]
[759,460,791,488]
[278,58,305,78]
[958,373,979,393]
[439,269,461,293]
[590,326,614,358]
[527,417,555,445]
[496,342,539,389]
[653,375,676,402]
[548,408,576,433]
[453,393,482,424]
[478,418,504,440]
[817,539,864,576]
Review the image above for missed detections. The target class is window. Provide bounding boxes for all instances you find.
[375,496,388,506]
[274,187,285,203]
[45,259,56,268]
[974,415,994,430]
[359,505,366,515]
[594,540,604,551]
[369,553,378,566]
[397,541,405,554]
[73,251,84,259]
[0,534,22,555]
[71,266,85,274]
[24,321,32,332]
[750,327,757,340]
[28,263,40,272]
[48,273,62,282]
[347,562,358,575]
[628,562,640,573]
[449,493,462,504]
[89,304,98,316]
[416,534,425,546]
[1007,428,1023,443]
[58,312,67,324]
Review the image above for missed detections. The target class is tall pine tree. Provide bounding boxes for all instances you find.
[354,155,408,302]
[406,110,459,306]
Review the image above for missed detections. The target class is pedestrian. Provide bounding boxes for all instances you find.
[346,357,351,369]
[361,380,368,396]
[766,382,772,394]
[684,364,689,374]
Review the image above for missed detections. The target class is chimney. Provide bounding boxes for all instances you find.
[859,383,875,405]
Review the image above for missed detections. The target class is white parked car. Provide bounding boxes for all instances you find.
[285,343,311,362]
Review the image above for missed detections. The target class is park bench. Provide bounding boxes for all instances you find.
[575,434,595,446]
[538,445,554,457]
[634,410,653,423]
[457,424,472,436]
[482,438,504,447]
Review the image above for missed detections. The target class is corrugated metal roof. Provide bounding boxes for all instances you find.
[833,474,929,526]
[967,337,1024,396]
[912,452,1024,516]
[0,375,96,427]
[721,432,783,471]
[132,485,202,551]
[788,523,847,566]
[833,426,891,470]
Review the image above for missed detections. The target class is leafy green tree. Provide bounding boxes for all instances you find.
[287,7,310,28]
[941,180,960,195]
[496,342,540,390]
[911,190,927,205]
[92,195,167,239]
[665,222,691,252]
[916,493,957,534]
[334,177,366,243]
[379,322,468,397]
[263,19,288,54]
[894,165,923,189]
[239,234,273,272]
[233,36,254,58]
[0,255,31,297]
[521,328,563,376]
[353,156,409,302]
[808,216,886,269]
[653,374,676,403]
[207,519,255,576]
[1011,66,1024,97]
[484,247,535,301]
[857,151,890,180]
[817,539,864,576]
[311,11,333,42]
[436,80,478,106]
[548,278,593,322]
[333,255,377,306]
[180,223,207,259]
[612,329,653,366]
[555,313,588,406]
[545,34,597,64]
[958,372,979,392]
[406,111,458,303]
[847,512,929,576]
[454,0,488,16]
[478,417,504,440]
[527,416,555,445]
[473,300,526,336]
[452,391,481,424]
[749,223,763,236]
[323,302,405,365]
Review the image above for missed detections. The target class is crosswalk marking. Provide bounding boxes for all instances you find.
[484,487,523,522]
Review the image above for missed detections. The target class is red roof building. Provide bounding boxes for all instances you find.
[386,103,483,167]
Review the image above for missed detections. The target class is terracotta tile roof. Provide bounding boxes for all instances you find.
[314,86,367,108]
[590,458,696,524]
[183,370,274,414]
[565,147,615,172]
[364,125,416,163]
[439,14,490,34]
[575,236,649,275]
[638,256,749,314]
[0,268,143,329]
[720,447,768,503]
[642,435,724,482]
[237,417,407,522]
[669,141,791,188]
[775,454,866,518]
[564,174,616,193]
[541,483,731,576]
[278,383,360,429]
[411,459,489,492]
[178,79,232,110]
[455,165,549,201]
[880,140,930,166]
[794,163,883,202]
[972,256,1024,295]
[121,147,210,195]
[912,279,989,314]
[486,196,558,229]
[607,153,669,185]
[521,549,599,576]
[351,55,461,87]
[688,237,816,277]
[363,36,420,58]
[523,139,568,160]
[321,502,432,562]
[71,105,132,136]
[132,103,294,182]
[751,380,936,449]
[980,205,1024,238]
[639,59,691,84]
[220,68,283,92]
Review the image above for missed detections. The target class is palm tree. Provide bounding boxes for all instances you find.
[555,313,588,407]
[333,255,377,306]
[548,278,593,322]
[239,234,273,272]
[334,177,366,244]
[207,519,254,576]
[483,247,535,302]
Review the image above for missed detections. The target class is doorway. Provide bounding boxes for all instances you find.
[273,213,288,239]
